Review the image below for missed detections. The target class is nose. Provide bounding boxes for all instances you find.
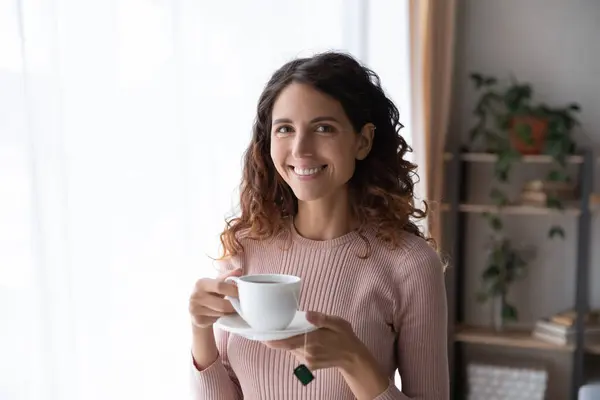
[291,129,314,159]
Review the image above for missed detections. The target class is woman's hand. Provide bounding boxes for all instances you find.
[264,311,371,373]
[189,268,242,329]
[264,311,390,399]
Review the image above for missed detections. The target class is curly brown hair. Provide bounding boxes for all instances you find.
[219,51,432,258]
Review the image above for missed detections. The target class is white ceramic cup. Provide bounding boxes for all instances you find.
[225,274,301,331]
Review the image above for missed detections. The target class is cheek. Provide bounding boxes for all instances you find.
[330,146,357,178]
[269,140,279,162]
[270,143,287,176]
[340,158,356,180]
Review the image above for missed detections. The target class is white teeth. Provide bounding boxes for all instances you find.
[293,166,324,176]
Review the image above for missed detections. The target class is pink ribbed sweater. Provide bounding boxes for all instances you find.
[191,224,449,399]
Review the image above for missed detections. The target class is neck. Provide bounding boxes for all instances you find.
[294,188,356,241]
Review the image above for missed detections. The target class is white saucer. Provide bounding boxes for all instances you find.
[215,311,318,341]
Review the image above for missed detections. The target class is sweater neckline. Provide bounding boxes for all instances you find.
[288,220,368,249]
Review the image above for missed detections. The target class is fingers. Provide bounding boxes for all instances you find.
[213,281,239,298]
[189,268,243,329]
[194,305,229,318]
[264,334,308,350]
[290,348,336,372]
[195,277,239,298]
[264,329,327,350]
[306,311,351,332]
[189,300,231,318]
[192,295,236,314]
[290,349,308,365]
[189,301,233,328]
[265,338,300,350]
[217,267,243,282]
[265,313,359,373]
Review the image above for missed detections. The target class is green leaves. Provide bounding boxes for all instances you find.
[496,115,511,130]
[502,302,518,321]
[467,72,579,327]
[547,169,569,182]
[483,212,503,231]
[478,238,529,324]
[546,195,563,210]
[470,73,498,89]
[482,264,501,281]
[504,83,532,112]
[506,252,527,281]
[468,72,579,169]
[490,188,509,206]
[494,148,520,182]
[490,217,503,231]
[544,134,571,166]
[476,291,489,303]
[469,121,486,142]
[515,122,534,145]
[545,195,566,240]
[549,225,565,239]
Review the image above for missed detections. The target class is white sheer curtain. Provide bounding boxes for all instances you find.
[0,1,410,399]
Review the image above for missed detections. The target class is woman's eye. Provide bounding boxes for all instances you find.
[275,125,293,134]
[315,125,334,133]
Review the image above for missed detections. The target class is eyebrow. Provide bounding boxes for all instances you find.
[272,116,340,125]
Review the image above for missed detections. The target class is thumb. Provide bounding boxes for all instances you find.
[306,311,326,327]
[217,267,243,282]
[305,311,348,332]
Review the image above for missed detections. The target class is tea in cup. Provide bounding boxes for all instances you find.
[225,274,301,331]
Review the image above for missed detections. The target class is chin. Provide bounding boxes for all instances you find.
[289,188,330,203]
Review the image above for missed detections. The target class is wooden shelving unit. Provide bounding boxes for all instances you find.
[441,203,583,215]
[587,344,600,356]
[443,152,587,164]
[444,148,597,400]
[455,325,575,352]
[455,326,600,355]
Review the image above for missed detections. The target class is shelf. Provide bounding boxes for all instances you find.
[454,325,574,352]
[454,326,600,355]
[441,203,582,216]
[443,152,585,164]
[445,147,597,397]
[588,344,600,355]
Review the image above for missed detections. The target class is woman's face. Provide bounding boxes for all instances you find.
[269,83,373,203]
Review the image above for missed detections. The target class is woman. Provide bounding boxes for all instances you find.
[188,52,448,399]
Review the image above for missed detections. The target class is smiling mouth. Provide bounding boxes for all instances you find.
[289,165,327,177]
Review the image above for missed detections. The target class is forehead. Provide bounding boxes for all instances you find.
[272,83,347,121]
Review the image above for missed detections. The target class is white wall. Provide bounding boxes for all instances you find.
[453,0,600,146]
[449,0,600,398]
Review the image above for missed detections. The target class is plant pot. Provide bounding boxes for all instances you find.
[509,115,548,155]
[491,295,505,332]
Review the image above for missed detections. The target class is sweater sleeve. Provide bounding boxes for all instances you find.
[190,328,243,400]
[383,238,450,400]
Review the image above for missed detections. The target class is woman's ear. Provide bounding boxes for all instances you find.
[355,123,375,160]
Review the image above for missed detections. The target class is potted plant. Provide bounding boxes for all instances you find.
[477,213,534,331]
[469,73,580,158]
[468,72,582,239]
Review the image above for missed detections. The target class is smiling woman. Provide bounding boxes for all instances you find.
[219,53,427,258]
[189,52,448,400]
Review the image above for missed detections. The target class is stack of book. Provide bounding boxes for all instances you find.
[591,193,600,207]
[519,180,577,207]
[532,309,600,346]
